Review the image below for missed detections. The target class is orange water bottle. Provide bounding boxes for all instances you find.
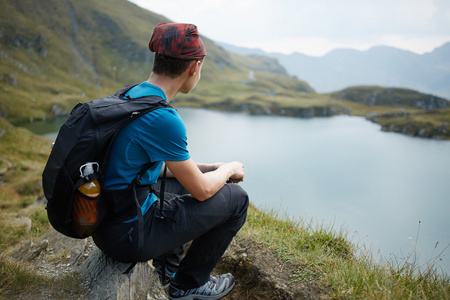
[73,162,101,237]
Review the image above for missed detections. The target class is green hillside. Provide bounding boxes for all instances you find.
[331,86,450,109]
[329,86,450,138]
[0,0,314,123]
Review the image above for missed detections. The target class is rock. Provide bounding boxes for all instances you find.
[78,250,165,300]
[0,73,17,86]
[9,34,47,57]
[6,228,167,300]
[51,103,70,117]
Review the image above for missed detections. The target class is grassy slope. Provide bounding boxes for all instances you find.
[0,0,167,122]
[241,206,449,299]
[0,118,51,249]
[0,0,314,123]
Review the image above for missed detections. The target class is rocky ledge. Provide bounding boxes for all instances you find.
[4,229,166,299]
[3,228,326,299]
[366,111,450,139]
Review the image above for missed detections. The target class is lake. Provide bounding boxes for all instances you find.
[23,107,450,274]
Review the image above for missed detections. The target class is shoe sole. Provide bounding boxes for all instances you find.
[169,281,235,300]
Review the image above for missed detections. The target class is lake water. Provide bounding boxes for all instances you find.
[24,107,450,274]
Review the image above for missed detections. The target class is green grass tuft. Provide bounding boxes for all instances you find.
[0,256,86,299]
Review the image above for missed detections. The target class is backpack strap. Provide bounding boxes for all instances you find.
[157,166,167,220]
[123,161,157,274]
[152,165,167,281]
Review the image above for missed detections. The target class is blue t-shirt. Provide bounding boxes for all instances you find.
[104,82,190,222]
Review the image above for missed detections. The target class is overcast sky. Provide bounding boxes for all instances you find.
[129,0,450,57]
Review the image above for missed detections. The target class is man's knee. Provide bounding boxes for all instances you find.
[226,183,249,218]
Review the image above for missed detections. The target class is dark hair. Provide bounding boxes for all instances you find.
[152,54,198,78]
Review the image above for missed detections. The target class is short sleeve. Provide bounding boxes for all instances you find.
[104,107,190,189]
[137,108,190,162]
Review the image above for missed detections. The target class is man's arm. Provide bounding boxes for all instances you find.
[195,162,223,173]
[164,158,244,201]
[159,162,223,178]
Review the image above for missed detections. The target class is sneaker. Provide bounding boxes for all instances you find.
[156,267,176,288]
[168,273,235,300]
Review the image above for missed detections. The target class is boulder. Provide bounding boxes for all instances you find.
[6,228,167,300]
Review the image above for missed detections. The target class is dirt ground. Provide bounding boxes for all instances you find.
[215,238,329,300]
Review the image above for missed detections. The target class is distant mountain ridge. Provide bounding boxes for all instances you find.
[218,42,450,99]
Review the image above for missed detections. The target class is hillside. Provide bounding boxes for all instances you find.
[328,86,450,138]
[0,0,314,124]
[220,42,450,100]
[331,86,450,109]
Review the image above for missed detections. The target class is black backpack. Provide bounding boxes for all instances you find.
[42,84,170,239]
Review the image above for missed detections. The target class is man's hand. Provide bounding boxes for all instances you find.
[225,161,244,183]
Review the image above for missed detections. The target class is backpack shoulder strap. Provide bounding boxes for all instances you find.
[123,161,160,274]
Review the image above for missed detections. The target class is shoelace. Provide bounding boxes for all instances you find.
[173,275,225,296]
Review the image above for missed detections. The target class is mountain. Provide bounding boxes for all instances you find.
[0,0,313,123]
[219,42,450,99]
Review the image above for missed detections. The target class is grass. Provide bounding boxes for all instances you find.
[0,256,86,299]
[0,117,51,252]
[0,128,74,298]
[240,204,450,299]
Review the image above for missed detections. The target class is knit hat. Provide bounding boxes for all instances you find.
[149,23,206,60]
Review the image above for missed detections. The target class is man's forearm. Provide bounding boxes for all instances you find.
[196,162,222,173]
[160,162,221,178]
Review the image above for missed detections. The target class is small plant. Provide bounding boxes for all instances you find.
[29,207,50,237]
[17,180,41,196]
[0,224,28,252]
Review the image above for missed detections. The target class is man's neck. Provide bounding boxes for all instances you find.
[146,73,184,103]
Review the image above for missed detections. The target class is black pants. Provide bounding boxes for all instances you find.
[93,178,249,290]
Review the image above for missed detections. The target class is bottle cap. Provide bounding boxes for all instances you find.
[79,162,99,178]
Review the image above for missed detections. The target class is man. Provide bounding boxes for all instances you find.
[92,23,249,300]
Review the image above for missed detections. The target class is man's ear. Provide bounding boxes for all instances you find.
[189,60,201,76]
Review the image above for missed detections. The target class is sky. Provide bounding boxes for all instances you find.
[129,0,450,57]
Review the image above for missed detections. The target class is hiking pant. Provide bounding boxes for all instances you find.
[93,178,249,290]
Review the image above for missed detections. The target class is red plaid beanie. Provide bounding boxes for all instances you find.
[149,23,206,60]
